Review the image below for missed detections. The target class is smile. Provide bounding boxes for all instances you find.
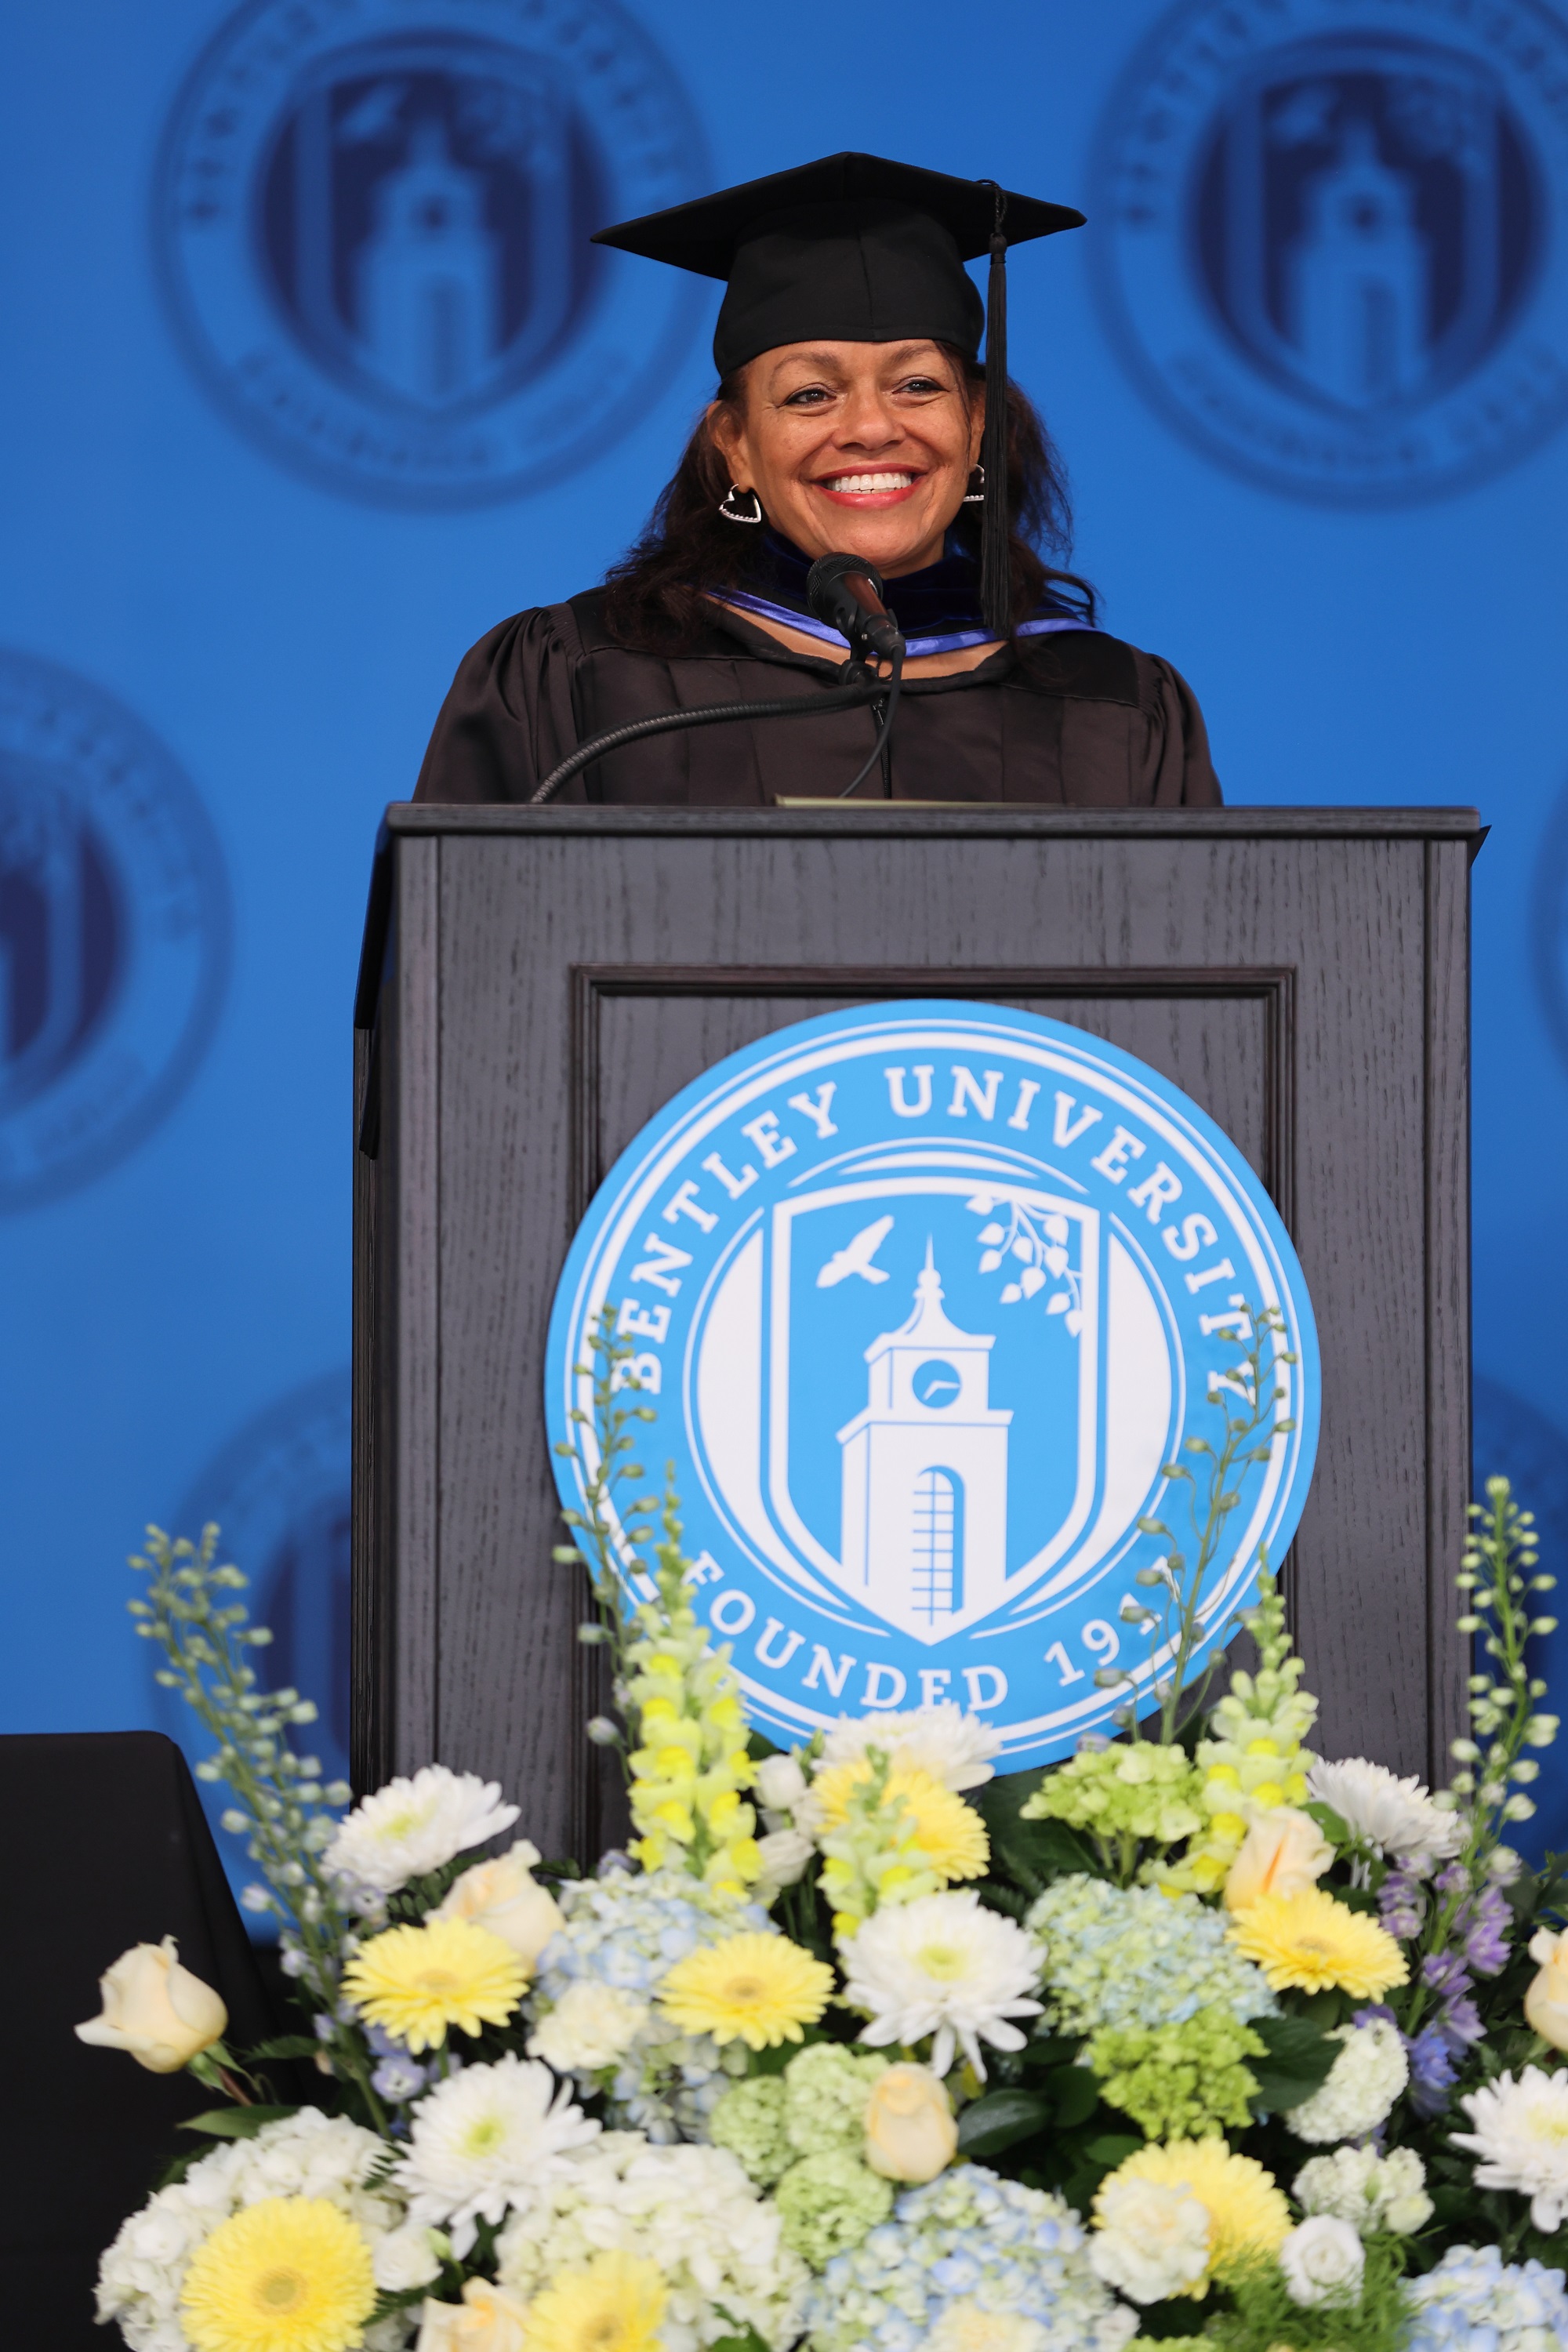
[813,470,923,506]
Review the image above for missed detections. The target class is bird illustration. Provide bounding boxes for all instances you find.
[816,1215,895,1287]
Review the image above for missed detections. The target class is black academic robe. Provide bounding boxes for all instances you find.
[412,590,1222,808]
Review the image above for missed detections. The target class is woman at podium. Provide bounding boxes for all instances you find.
[414,154,1221,809]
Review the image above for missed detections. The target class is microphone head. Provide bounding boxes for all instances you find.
[805,554,903,661]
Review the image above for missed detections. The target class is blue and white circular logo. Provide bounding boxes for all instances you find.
[153,0,709,506]
[0,650,229,1211]
[1091,0,1568,505]
[546,1003,1320,1768]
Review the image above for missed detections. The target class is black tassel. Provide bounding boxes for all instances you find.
[979,183,1010,638]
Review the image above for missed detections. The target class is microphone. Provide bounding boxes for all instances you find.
[806,554,906,666]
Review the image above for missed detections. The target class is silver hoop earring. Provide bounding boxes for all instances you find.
[718,483,764,524]
[961,465,985,504]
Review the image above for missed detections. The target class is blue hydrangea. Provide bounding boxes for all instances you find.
[1406,2244,1568,2352]
[799,2163,1137,2352]
[529,1863,773,2139]
[1026,1874,1276,2035]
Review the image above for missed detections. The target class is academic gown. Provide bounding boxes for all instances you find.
[412,590,1222,808]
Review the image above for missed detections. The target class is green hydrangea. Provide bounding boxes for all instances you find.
[1085,2005,1266,2139]
[1022,1740,1204,1873]
[775,2149,894,2269]
[709,2074,791,2185]
[782,2042,889,2155]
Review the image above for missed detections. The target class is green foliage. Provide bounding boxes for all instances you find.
[1247,2013,1341,2114]
[1202,2239,1412,2352]
[176,2103,300,2139]
[956,2086,1053,2158]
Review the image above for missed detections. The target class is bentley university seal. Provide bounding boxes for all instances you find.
[0,651,229,1210]
[1092,0,1568,504]
[546,1003,1320,1769]
[153,0,708,506]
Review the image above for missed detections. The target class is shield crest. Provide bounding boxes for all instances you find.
[690,1152,1179,1643]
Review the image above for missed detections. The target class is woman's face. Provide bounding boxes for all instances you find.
[710,339,982,576]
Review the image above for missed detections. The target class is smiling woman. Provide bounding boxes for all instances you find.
[414,154,1222,807]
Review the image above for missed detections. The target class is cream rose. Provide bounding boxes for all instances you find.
[1526,1926,1568,2050]
[416,2281,529,2351]
[431,1839,564,1966]
[863,2061,958,2183]
[1223,1806,1333,1914]
[74,1936,227,2073]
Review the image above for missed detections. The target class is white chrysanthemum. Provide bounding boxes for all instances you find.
[95,2107,405,2352]
[495,2130,808,2352]
[1306,1757,1464,1864]
[322,1763,520,1893]
[1294,2143,1432,2237]
[840,1889,1043,2079]
[527,1980,649,2072]
[397,2053,600,2255]
[1087,2177,1210,2303]
[1452,2065,1568,2233]
[817,1704,1002,1794]
[1285,2016,1409,2143]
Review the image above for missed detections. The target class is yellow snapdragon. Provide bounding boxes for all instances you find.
[624,1545,760,1898]
[1160,1575,1318,1895]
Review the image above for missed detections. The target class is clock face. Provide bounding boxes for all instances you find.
[913,1359,962,1408]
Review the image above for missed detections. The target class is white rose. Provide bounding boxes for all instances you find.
[417,2281,529,2351]
[74,1936,227,2073]
[1089,2179,1211,2303]
[753,1828,815,1897]
[1279,2216,1365,2307]
[527,1981,648,2072]
[432,1840,564,1966]
[373,2224,445,2292]
[753,1755,808,1813]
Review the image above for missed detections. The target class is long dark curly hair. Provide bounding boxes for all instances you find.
[599,348,1095,654]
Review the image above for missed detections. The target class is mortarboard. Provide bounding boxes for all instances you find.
[593,154,1085,636]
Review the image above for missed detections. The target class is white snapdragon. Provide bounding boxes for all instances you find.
[1285,2016,1409,2142]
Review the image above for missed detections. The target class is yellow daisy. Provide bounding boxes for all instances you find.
[812,1762,989,1882]
[657,1930,833,2049]
[180,2196,375,2352]
[524,2250,667,2352]
[1227,1886,1409,1999]
[1094,2142,1290,2297]
[341,1915,525,2052]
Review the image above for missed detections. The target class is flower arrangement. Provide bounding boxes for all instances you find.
[82,1308,1568,2352]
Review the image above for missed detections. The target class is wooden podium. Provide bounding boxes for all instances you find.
[353,804,1482,1860]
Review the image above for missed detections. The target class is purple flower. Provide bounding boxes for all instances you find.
[1380,1864,1428,1940]
[1406,2024,1459,2117]
[1421,1951,1469,1996]
[371,2053,429,2102]
[1437,1994,1484,2050]
[1463,1884,1512,1978]
[1434,1861,1471,1899]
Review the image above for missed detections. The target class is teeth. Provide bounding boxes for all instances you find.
[823,471,915,493]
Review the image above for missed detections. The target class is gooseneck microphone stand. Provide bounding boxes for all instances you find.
[528,555,906,807]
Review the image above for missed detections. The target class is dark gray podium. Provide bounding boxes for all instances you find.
[353,804,1480,1861]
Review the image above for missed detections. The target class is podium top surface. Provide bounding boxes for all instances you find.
[379,801,1483,843]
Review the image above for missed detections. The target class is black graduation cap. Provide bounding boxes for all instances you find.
[593,154,1085,636]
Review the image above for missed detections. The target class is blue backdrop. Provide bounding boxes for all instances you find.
[5,0,1567,1900]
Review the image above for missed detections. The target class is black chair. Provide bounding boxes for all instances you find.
[0,1732,290,2350]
